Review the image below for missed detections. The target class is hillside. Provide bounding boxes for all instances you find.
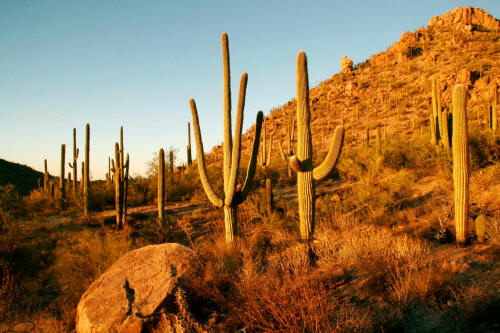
[0,159,44,195]
[207,6,499,163]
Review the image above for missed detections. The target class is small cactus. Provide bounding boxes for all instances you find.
[289,51,345,240]
[376,126,382,157]
[43,159,49,192]
[189,33,263,243]
[441,108,451,151]
[452,84,469,246]
[491,84,497,132]
[475,215,486,243]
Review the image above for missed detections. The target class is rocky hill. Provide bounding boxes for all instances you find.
[207,6,499,164]
[0,158,44,195]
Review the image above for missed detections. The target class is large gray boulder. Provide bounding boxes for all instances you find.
[75,243,194,333]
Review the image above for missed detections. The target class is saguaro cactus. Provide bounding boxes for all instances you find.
[68,128,79,193]
[60,144,66,207]
[441,108,451,151]
[111,128,129,228]
[187,122,192,165]
[376,126,382,157]
[189,32,263,243]
[289,51,345,240]
[491,84,498,132]
[279,114,295,178]
[44,159,49,192]
[258,118,274,211]
[107,157,111,184]
[452,84,469,246]
[158,148,165,221]
[83,124,90,216]
[475,215,486,243]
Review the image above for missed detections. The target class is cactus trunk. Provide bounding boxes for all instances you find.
[187,122,192,165]
[44,159,49,192]
[113,143,124,227]
[452,85,469,246]
[84,124,90,216]
[72,128,78,193]
[266,178,273,212]
[158,149,165,221]
[60,144,65,207]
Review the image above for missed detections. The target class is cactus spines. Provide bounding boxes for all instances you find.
[44,159,49,192]
[475,215,486,242]
[83,124,90,216]
[60,144,66,207]
[187,122,192,165]
[452,84,469,246]
[290,51,344,240]
[158,149,165,221]
[68,128,79,193]
[189,33,263,243]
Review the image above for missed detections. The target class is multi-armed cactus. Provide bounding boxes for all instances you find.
[289,51,345,240]
[189,32,263,244]
[43,159,49,192]
[83,124,90,216]
[68,128,79,194]
[452,84,469,246]
[258,118,274,211]
[111,127,129,228]
[279,114,295,178]
[158,148,165,221]
[59,144,66,207]
[187,122,192,165]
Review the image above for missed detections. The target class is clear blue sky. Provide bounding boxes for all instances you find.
[1,0,498,179]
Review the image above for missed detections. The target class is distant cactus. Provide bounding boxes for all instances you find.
[376,126,382,157]
[258,118,274,211]
[158,148,165,222]
[83,124,90,216]
[169,151,174,176]
[279,113,295,178]
[107,157,111,184]
[60,144,66,207]
[68,128,79,194]
[475,215,486,242]
[431,79,442,145]
[289,51,345,240]
[111,127,129,228]
[189,33,263,243]
[187,122,192,165]
[491,84,497,132]
[441,107,451,151]
[366,127,370,147]
[44,159,49,192]
[452,84,469,246]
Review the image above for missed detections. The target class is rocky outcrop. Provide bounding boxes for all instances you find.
[76,243,194,333]
[340,55,353,73]
[429,7,500,31]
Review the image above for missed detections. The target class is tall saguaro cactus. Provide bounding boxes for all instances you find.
[83,124,90,216]
[158,148,165,221]
[169,151,174,175]
[289,51,345,240]
[44,159,49,192]
[452,84,469,246]
[187,122,192,165]
[60,144,66,207]
[258,118,274,211]
[68,128,79,193]
[111,128,129,228]
[279,114,295,178]
[189,32,263,243]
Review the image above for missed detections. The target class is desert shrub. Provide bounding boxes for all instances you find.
[0,184,25,227]
[468,124,500,170]
[24,189,58,215]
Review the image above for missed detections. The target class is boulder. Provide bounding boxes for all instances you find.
[76,243,194,333]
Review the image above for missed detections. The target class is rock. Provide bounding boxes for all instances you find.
[76,243,194,333]
[340,55,353,74]
[429,7,500,31]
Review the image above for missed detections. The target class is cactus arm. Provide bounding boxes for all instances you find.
[225,73,247,206]
[222,32,232,192]
[189,98,224,207]
[313,125,344,181]
[289,155,304,172]
[234,111,263,205]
